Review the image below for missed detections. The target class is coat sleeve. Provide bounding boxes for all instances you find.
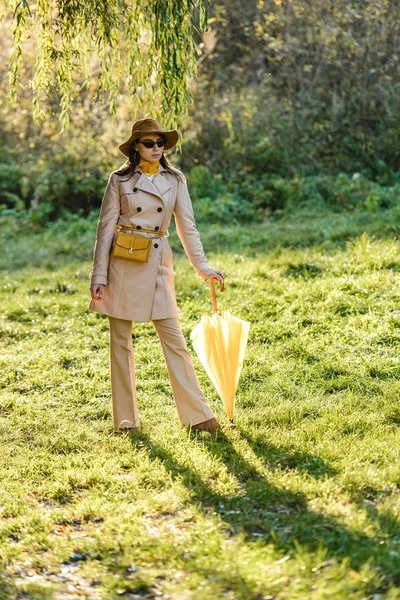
[173,176,213,280]
[89,172,120,286]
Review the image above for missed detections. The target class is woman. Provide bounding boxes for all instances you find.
[89,117,225,433]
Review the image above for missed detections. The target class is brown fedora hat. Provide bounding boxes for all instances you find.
[118,117,179,157]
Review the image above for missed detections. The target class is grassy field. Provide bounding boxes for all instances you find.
[1,206,400,599]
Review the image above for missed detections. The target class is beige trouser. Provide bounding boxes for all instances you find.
[108,316,216,430]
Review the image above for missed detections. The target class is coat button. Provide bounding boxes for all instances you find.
[136,225,142,230]
[137,207,142,212]
[157,207,162,212]
[154,226,160,231]
[133,187,138,192]
[154,243,159,248]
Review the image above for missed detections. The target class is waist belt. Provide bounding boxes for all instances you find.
[115,224,169,238]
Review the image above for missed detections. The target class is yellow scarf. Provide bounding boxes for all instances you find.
[139,160,160,176]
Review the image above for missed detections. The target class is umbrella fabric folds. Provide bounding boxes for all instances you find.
[190,281,250,421]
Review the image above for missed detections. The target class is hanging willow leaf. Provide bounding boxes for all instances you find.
[1,0,210,131]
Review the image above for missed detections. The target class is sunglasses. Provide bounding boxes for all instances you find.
[137,139,166,149]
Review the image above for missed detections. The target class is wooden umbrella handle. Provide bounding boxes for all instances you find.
[210,279,224,313]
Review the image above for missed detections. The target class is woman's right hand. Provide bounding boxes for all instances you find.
[90,284,105,300]
[205,268,225,287]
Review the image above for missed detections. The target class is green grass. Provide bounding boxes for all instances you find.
[1,207,400,599]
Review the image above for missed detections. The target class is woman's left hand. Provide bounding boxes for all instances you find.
[206,268,225,287]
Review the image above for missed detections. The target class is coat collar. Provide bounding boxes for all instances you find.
[131,164,172,199]
[139,171,172,198]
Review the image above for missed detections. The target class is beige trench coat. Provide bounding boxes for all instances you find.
[88,164,213,322]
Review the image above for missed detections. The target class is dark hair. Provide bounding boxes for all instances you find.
[114,137,184,183]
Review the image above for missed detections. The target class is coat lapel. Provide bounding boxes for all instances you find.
[133,166,172,202]
[153,171,172,197]
[156,168,178,227]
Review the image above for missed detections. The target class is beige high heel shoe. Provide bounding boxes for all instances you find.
[191,418,220,433]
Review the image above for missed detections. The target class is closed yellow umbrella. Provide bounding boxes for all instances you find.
[190,281,250,421]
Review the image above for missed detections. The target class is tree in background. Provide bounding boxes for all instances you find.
[1,0,210,130]
[1,0,400,222]
[187,0,400,176]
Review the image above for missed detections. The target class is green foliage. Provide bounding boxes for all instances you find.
[1,155,399,229]
[281,173,400,212]
[185,165,254,223]
[1,0,210,129]
[1,0,400,223]
[181,0,400,175]
[0,163,25,205]
[181,85,400,186]
[193,192,255,224]
[186,165,224,200]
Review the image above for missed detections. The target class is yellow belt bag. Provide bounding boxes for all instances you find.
[111,225,167,263]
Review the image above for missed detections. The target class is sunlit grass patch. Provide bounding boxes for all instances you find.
[1,224,400,598]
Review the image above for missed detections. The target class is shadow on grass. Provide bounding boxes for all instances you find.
[129,429,399,590]
[238,432,338,479]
